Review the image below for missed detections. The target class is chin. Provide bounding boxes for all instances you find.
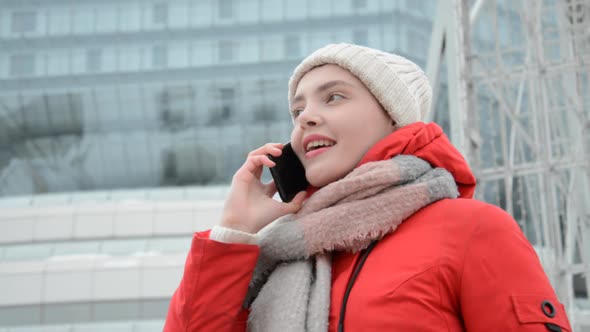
[307,176,330,188]
[305,167,346,188]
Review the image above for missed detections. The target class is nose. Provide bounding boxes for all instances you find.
[297,106,323,128]
[305,119,318,127]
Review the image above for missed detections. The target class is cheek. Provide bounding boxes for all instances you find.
[339,121,387,162]
[341,122,371,150]
[290,129,305,158]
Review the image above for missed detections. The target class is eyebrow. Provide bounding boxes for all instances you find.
[292,80,356,105]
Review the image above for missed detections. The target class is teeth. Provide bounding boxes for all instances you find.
[306,139,335,152]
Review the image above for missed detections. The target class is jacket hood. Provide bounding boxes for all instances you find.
[357,122,476,198]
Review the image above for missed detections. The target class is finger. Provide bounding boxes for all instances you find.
[281,191,307,213]
[243,155,276,179]
[263,180,277,197]
[248,143,284,158]
[291,191,308,205]
[253,162,263,180]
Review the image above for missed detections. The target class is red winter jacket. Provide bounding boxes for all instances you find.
[164,123,572,331]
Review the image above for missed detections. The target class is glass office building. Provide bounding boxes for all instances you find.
[0,0,437,197]
[0,0,437,330]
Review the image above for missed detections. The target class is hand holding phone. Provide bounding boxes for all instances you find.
[220,143,307,234]
[268,142,309,202]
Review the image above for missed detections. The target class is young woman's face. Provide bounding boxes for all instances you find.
[290,64,395,187]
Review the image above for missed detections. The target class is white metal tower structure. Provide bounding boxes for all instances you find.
[427,0,590,329]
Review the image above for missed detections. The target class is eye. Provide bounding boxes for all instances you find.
[327,93,344,103]
[291,108,303,118]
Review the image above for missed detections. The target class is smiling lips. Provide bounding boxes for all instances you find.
[302,134,337,159]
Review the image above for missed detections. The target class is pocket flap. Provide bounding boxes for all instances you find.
[511,294,572,331]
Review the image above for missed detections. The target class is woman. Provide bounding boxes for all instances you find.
[164,43,572,331]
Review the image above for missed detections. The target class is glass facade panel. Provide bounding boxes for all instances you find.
[11,11,37,33]
[284,0,306,19]
[101,239,147,256]
[406,27,430,65]
[260,0,282,21]
[218,0,234,19]
[236,0,259,23]
[309,0,332,18]
[152,45,168,68]
[46,51,69,76]
[86,49,102,72]
[119,4,142,32]
[152,3,168,26]
[95,7,117,33]
[140,299,171,319]
[44,304,92,324]
[0,306,41,326]
[284,35,301,58]
[72,8,94,34]
[119,47,142,71]
[218,40,234,63]
[146,237,191,254]
[3,243,53,261]
[52,241,101,258]
[352,0,368,10]
[93,301,139,321]
[48,8,70,36]
[353,29,369,46]
[9,54,35,77]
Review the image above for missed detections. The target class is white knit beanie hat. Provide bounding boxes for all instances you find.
[288,43,432,128]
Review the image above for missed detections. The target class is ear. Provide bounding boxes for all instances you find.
[390,119,397,130]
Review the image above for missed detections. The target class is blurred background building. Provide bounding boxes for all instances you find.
[0,0,588,331]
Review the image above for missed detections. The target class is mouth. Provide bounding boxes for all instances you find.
[303,135,337,158]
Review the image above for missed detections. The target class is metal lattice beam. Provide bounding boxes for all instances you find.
[427,0,590,329]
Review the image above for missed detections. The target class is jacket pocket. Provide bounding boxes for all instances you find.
[511,294,572,331]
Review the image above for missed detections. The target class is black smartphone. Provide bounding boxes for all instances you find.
[267,142,309,202]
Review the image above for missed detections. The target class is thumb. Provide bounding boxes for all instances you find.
[282,191,307,213]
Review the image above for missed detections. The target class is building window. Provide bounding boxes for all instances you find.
[284,35,300,58]
[253,103,277,122]
[158,85,195,131]
[152,2,168,25]
[353,29,368,46]
[219,0,233,19]
[11,11,37,33]
[10,54,35,76]
[406,0,425,12]
[209,87,235,125]
[219,41,234,62]
[219,88,234,119]
[162,149,178,182]
[407,28,429,55]
[352,0,367,9]
[152,45,168,68]
[86,49,102,72]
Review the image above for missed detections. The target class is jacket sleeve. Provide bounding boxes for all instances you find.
[164,230,260,332]
[460,205,573,331]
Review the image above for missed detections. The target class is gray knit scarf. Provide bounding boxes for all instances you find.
[246,155,459,331]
